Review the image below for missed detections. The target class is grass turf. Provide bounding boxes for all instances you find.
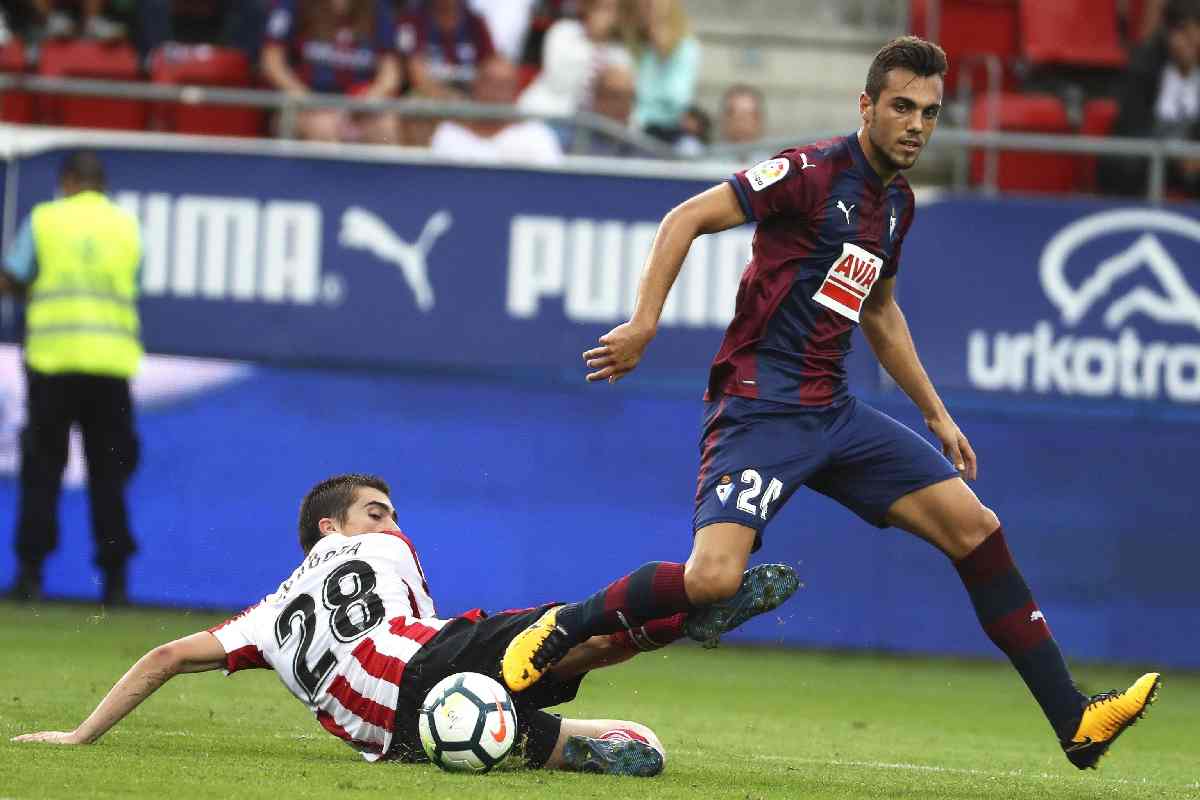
[0,602,1195,800]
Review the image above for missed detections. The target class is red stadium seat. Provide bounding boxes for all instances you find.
[0,40,34,123]
[1019,0,1128,70]
[970,93,1076,193]
[37,40,147,131]
[910,0,1019,94]
[1124,0,1151,41]
[149,44,264,138]
[1075,97,1120,192]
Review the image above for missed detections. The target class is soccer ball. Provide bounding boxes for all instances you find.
[418,672,517,772]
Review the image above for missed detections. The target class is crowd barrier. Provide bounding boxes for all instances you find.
[0,128,1195,668]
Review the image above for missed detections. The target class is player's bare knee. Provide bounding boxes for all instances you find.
[684,557,741,604]
[953,505,1000,555]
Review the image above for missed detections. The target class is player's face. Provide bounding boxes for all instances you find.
[860,68,943,175]
[333,488,401,535]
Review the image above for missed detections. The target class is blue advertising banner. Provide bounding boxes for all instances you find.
[1,135,1196,669]
[0,349,1194,668]
[902,196,1200,408]
[8,144,881,389]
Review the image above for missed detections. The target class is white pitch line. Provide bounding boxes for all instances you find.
[671,749,1194,791]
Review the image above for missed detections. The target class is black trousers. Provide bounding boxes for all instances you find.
[15,369,139,572]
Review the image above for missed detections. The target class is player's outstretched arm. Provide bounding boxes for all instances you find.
[859,277,978,480]
[11,631,227,746]
[583,183,746,383]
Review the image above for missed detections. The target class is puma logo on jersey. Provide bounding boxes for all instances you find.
[799,153,817,170]
[1030,610,1045,623]
[812,242,883,323]
[837,200,855,225]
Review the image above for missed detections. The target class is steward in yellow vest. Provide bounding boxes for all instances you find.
[0,151,142,605]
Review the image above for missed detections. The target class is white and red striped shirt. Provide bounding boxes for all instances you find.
[208,531,445,761]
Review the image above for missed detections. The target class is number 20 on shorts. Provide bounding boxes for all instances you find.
[736,469,783,520]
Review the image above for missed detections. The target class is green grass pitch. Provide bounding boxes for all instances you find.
[1,603,1196,800]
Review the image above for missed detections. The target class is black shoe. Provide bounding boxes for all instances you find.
[9,570,43,603]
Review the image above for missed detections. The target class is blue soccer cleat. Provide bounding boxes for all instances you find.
[561,733,664,777]
[684,563,801,648]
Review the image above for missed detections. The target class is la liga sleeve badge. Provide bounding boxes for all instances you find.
[746,158,790,191]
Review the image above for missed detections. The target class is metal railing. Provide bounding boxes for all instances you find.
[4,73,1200,203]
[0,73,678,159]
[708,127,1200,204]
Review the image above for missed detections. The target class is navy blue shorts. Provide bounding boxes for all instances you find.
[693,395,959,550]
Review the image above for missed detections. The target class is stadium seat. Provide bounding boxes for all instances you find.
[1075,97,1120,193]
[150,44,264,138]
[1124,0,1151,41]
[1019,0,1128,70]
[910,0,1020,94]
[0,40,34,123]
[37,40,147,131]
[970,92,1076,193]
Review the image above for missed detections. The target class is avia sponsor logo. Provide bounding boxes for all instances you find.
[506,215,753,328]
[812,242,881,323]
[968,209,1200,403]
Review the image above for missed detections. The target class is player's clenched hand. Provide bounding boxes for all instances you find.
[927,416,978,481]
[583,321,656,383]
[11,730,86,745]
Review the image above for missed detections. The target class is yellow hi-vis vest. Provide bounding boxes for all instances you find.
[26,190,143,378]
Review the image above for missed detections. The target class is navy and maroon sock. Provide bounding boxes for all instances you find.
[556,562,694,642]
[609,613,688,652]
[954,527,1087,740]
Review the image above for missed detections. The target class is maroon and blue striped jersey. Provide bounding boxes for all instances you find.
[709,132,916,407]
[265,1,399,95]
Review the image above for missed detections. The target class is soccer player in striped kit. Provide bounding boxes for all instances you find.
[12,473,795,775]
[503,36,1161,770]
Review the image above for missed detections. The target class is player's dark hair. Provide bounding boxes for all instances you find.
[59,150,106,191]
[298,473,391,554]
[864,36,948,103]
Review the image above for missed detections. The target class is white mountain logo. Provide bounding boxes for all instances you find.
[338,207,453,311]
[969,207,1200,403]
[1040,208,1200,331]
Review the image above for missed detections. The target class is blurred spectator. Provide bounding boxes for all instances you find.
[30,0,126,40]
[719,84,766,146]
[261,0,402,145]
[0,8,12,45]
[468,0,538,64]
[430,56,563,164]
[1100,0,1200,195]
[398,0,496,98]
[622,0,699,142]
[518,0,632,118]
[519,0,580,66]
[135,2,265,63]
[1133,0,1168,43]
[674,103,711,156]
[569,60,636,155]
